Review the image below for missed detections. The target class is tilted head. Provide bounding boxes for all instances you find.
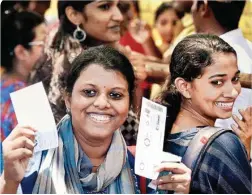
[154,2,183,44]
[161,34,240,133]
[53,0,123,51]
[61,45,136,140]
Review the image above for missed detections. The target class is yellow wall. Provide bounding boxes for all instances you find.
[139,0,252,41]
[45,0,58,19]
[239,0,252,41]
[45,0,252,40]
[139,0,171,26]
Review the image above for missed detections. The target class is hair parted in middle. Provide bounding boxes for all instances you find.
[60,45,136,106]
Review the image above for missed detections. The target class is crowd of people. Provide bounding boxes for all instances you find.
[1,0,251,194]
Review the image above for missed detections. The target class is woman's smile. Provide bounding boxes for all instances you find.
[88,113,115,124]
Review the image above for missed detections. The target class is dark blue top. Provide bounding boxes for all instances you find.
[164,128,252,194]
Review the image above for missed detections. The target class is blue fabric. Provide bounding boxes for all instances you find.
[164,128,252,194]
[57,117,84,193]
[0,79,26,139]
[21,172,38,194]
[7,115,138,193]
[20,150,138,194]
[31,115,138,193]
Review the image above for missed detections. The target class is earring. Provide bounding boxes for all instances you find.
[73,25,86,42]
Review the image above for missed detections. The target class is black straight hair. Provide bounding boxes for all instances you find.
[51,1,94,52]
[1,10,44,72]
[160,34,236,138]
[60,45,136,106]
[154,2,183,23]
[197,0,246,32]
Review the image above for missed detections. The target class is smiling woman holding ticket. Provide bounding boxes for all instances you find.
[159,34,251,193]
[0,46,191,194]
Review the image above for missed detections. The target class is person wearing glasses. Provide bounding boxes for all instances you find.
[0,10,47,150]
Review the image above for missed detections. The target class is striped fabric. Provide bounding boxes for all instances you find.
[32,114,139,194]
[164,127,251,194]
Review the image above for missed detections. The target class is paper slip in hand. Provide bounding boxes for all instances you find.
[135,98,181,180]
[159,151,182,163]
[135,98,167,179]
[10,82,58,152]
[147,151,182,190]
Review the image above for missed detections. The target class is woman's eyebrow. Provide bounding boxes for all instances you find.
[208,70,240,79]
[208,74,226,79]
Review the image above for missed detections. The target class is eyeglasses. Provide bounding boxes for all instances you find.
[8,41,45,56]
[28,41,45,46]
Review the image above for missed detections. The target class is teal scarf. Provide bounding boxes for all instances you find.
[32,115,138,193]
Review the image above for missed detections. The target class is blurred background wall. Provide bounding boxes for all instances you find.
[45,0,252,40]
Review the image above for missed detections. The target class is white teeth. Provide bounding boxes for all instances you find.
[89,114,111,123]
[110,26,120,32]
[215,102,234,108]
